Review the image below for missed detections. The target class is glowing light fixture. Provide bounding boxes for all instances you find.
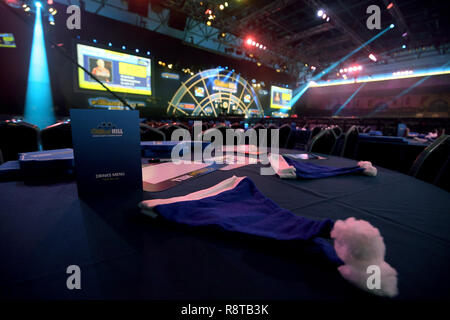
[25,2,55,128]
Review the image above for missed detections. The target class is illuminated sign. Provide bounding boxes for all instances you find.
[88,97,145,109]
[178,103,195,110]
[270,86,292,109]
[272,111,289,118]
[195,87,205,97]
[243,94,251,103]
[213,79,237,93]
[161,72,180,80]
[0,33,16,48]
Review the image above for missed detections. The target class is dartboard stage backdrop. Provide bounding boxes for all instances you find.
[167,68,264,117]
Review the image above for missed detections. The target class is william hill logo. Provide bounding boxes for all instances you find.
[91,122,123,137]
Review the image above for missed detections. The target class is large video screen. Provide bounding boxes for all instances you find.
[77,44,152,96]
[270,85,292,109]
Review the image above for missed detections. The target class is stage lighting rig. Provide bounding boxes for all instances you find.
[369,54,377,62]
[16,0,57,24]
[339,65,363,78]
[244,37,267,51]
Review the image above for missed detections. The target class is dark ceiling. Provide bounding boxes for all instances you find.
[161,0,450,70]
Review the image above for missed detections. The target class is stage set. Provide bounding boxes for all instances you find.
[0,0,449,309]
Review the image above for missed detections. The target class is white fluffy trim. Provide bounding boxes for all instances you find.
[358,161,377,176]
[331,217,398,297]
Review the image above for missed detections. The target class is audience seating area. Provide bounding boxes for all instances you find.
[0,116,448,191]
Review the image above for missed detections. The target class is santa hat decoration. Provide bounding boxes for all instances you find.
[331,218,398,297]
[139,176,397,297]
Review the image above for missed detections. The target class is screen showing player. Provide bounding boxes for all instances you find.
[270,85,292,109]
[77,44,152,96]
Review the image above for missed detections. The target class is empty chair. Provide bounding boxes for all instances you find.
[310,126,322,139]
[331,126,342,137]
[204,126,230,145]
[140,123,165,141]
[331,133,345,156]
[279,124,294,149]
[0,121,39,161]
[265,124,280,148]
[40,122,73,150]
[409,135,450,188]
[340,125,359,159]
[175,123,189,131]
[252,123,265,130]
[307,129,337,155]
[434,154,449,192]
[159,124,182,141]
[215,125,232,144]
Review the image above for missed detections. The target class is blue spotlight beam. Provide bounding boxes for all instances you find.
[313,24,394,82]
[334,83,367,116]
[291,25,394,109]
[24,3,55,129]
[1,0,133,117]
[289,82,311,107]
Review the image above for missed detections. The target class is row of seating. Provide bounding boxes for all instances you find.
[140,122,296,148]
[0,121,73,162]
[307,126,359,158]
[304,125,449,191]
[1,120,448,191]
[0,120,296,162]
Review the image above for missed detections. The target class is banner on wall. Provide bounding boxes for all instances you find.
[88,97,146,109]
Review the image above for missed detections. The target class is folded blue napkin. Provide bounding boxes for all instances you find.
[283,156,364,179]
[140,176,334,241]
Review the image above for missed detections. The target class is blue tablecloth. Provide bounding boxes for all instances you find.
[0,151,449,300]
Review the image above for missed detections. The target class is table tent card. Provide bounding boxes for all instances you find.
[70,109,142,198]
